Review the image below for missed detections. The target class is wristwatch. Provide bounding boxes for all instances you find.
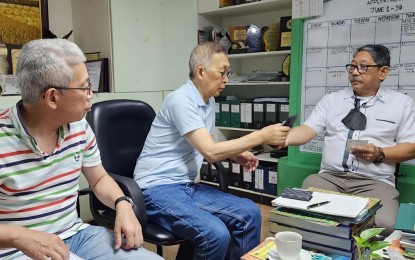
[373,147,385,165]
[114,195,134,209]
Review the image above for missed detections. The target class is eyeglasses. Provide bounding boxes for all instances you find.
[214,69,232,78]
[345,64,384,74]
[48,80,92,95]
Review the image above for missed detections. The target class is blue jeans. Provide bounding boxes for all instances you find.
[64,225,163,259]
[143,182,261,260]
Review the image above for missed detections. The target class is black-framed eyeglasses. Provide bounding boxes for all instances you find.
[48,80,92,95]
[214,69,233,78]
[345,64,384,74]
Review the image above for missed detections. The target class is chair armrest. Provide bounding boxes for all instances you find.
[79,187,92,196]
[213,162,229,193]
[108,173,148,230]
[77,187,92,218]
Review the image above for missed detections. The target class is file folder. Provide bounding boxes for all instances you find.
[220,101,231,127]
[278,102,290,123]
[215,101,221,126]
[264,163,278,196]
[230,100,241,128]
[242,168,253,190]
[231,162,242,187]
[253,165,265,192]
[209,163,219,183]
[200,160,210,181]
[222,160,230,170]
[240,101,253,129]
[265,102,278,126]
[221,160,230,181]
[253,102,265,129]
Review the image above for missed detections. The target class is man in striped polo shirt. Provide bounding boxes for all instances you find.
[0,39,162,260]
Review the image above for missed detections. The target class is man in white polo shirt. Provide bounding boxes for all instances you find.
[0,39,162,260]
[287,44,415,235]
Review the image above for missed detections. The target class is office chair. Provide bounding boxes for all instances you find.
[85,99,229,258]
[394,163,406,188]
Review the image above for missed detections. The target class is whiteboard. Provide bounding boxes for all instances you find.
[300,0,415,166]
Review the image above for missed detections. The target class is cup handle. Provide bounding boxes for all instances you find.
[264,237,276,251]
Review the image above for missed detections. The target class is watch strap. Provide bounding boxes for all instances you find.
[114,195,133,208]
[373,147,385,164]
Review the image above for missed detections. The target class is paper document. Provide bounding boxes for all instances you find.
[272,191,369,218]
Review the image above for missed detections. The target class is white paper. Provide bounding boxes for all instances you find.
[292,0,323,19]
[345,139,368,152]
[14,252,83,260]
[272,191,369,218]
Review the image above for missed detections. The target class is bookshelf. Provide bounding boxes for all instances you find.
[197,0,292,203]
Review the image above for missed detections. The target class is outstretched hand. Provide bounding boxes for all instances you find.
[234,151,259,172]
[260,124,290,148]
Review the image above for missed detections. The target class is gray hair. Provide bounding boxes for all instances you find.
[355,44,390,67]
[17,38,86,103]
[188,42,226,78]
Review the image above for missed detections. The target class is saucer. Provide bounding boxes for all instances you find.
[267,249,312,260]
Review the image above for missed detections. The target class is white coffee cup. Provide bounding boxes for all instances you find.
[265,231,302,260]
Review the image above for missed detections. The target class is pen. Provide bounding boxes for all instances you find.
[307,201,330,209]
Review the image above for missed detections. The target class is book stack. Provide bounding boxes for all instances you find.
[270,188,381,259]
[394,203,415,257]
[400,232,415,254]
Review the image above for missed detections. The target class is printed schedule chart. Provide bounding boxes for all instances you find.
[299,0,415,155]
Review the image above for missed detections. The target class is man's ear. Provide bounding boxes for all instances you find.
[379,66,389,81]
[196,66,205,79]
[43,89,59,109]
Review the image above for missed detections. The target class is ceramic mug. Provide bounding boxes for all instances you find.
[265,231,302,260]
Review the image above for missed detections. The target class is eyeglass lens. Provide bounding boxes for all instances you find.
[220,70,232,77]
[346,64,368,73]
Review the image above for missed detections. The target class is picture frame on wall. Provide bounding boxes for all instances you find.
[5,44,21,75]
[198,30,205,44]
[0,44,8,74]
[0,0,49,46]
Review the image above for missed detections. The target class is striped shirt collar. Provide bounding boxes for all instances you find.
[10,101,68,156]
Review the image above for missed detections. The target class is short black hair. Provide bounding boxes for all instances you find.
[355,44,390,67]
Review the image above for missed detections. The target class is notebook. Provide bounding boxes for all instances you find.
[394,203,415,233]
[272,191,369,218]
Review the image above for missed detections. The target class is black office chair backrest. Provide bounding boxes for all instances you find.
[87,99,156,178]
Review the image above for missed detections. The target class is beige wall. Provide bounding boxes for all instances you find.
[0,0,197,221]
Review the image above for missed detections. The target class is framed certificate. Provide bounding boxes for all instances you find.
[85,60,103,92]
[5,44,22,75]
[0,44,8,74]
[85,58,110,93]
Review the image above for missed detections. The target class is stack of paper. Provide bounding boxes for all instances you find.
[272,191,369,219]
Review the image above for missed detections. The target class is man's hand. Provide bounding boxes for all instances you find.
[13,227,69,260]
[234,151,259,172]
[351,143,378,162]
[260,124,290,147]
[114,202,143,250]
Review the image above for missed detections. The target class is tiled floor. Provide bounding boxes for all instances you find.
[143,203,273,260]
